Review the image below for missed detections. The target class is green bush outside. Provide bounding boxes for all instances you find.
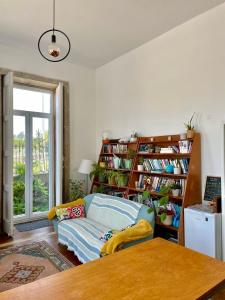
[13,162,49,215]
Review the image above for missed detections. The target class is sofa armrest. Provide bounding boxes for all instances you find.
[100,219,153,256]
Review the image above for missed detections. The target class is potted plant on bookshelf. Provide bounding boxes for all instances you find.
[156,185,175,225]
[90,163,106,183]
[106,170,117,185]
[170,182,181,197]
[130,130,138,142]
[137,157,144,171]
[116,172,128,187]
[184,113,195,139]
[124,148,136,169]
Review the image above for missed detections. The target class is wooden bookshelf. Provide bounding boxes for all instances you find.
[91,133,201,245]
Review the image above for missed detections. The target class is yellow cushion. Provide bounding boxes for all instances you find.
[48,198,85,220]
[100,219,153,256]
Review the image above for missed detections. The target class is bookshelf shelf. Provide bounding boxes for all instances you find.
[91,133,201,245]
[155,219,178,232]
[132,170,187,179]
[137,153,191,158]
[106,168,131,172]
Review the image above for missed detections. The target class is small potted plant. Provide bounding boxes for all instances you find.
[124,148,136,169]
[158,199,175,226]
[170,182,181,197]
[116,172,128,187]
[106,170,117,185]
[130,130,138,142]
[184,113,195,139]
[137,157,144,171]
[173,161,181,175]
[90,163,106,183]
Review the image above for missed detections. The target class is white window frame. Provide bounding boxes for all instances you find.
[13,84,54,223]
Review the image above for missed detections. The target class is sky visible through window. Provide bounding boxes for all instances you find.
[13,87,51,135]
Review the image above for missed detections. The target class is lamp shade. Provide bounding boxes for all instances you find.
[78,159,93,175]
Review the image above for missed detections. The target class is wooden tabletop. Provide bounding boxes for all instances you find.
[1,238,225,300]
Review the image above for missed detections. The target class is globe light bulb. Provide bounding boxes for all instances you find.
[48,34,60,58]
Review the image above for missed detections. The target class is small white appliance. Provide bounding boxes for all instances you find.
[184,207,222,259]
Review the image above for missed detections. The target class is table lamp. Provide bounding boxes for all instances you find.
[78,159,93,193]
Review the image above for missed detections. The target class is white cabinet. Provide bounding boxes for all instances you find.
[184,208,222,259]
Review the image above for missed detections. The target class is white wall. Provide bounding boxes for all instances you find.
[96,3,225,195]
[0,43,96,177]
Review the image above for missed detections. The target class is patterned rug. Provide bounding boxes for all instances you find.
[0,240,73,292]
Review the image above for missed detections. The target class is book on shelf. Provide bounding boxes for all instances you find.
[143,159,189,174]
[137,175,186,195]
[160,147,175,154]
[102,144,128,154]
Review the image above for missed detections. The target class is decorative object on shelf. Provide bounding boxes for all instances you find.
[180,133,187,140]
[173,160,181,175]
[174,166,181,175]
[130,130,138,142]
[113,156,121,169]
[78,159,93,193]
[102,131,110,144]
[184,112,195,138]
[155,146,161,153]
[99,161,106,168]
[38,0,71,62]
[124,148,136,169]
[170,182,181,197]
[119,137,129,143]
[69,179,85,200]
[137,157,144,171]
[90,163,106,183]
[165,164,174,174]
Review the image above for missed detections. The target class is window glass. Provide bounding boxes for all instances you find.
[13,87,51,113]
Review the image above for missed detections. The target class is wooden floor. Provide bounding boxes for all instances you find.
[0,225,81,266]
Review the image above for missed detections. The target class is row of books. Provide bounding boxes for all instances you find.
[102,144,128,154]
[143,159,189,174]
[137,175,186,195]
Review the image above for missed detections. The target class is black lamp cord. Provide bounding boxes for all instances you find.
[53,0,55,33]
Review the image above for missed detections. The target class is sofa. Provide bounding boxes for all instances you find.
[53,193,155,263]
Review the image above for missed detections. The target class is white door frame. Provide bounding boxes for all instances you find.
[13,86,54,223]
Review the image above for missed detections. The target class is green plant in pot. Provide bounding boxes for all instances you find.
[124,148,136,170]
[106,170,117,185]
[90,163,106,183]
[69,179,85,200]
[170,182,181,197]
[184,112,195,139]
[156,185,175,226]
[137,157,144,171]
[116,172,128,187]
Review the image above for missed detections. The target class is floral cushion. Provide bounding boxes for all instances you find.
[56,205,85,221]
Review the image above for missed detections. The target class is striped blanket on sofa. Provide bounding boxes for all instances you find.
[58,194,142,263]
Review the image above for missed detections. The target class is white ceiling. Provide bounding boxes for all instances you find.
[0,0,224,68]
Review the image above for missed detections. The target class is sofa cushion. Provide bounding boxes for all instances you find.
[58,218,110,263]
[87,194,142,230]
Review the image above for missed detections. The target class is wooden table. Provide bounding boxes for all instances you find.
[1,238,225,300]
